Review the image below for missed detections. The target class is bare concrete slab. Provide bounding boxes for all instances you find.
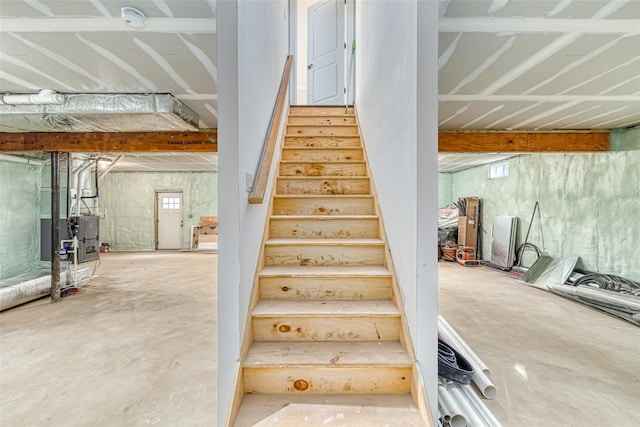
[0,251,217,426]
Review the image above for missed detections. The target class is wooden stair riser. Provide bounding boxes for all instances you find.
[252,316,401,341]
[277,178,370,195]
[264,244,384,266]
[284,136,362,148]
[272,196,375,215]
[269,217,379,239]
[282,148,364,162]
[287,115,356,126]
[289,106,354,115]
[279,162,367,177]
[259,276,392,300]
[243,366,411,394]
[287,125,359,137]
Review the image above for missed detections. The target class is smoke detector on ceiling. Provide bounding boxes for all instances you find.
[121,6,145,28]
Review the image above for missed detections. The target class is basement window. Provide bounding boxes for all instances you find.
[162,197,181,210]
[489,161,509,179]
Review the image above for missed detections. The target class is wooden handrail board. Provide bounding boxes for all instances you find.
[248,55,294,204]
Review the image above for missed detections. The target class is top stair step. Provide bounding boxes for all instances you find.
[287,125,359,137]
[288,115,356,126]
[290,106,354,115]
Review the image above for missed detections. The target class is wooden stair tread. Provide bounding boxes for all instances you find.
[252,299,399,317]
[234,394,422,427]
[277,176,368,180]
[265,238,384,245]
[259,265,391,277]
[270,215,377,220]
[279,160,365,164]
[273,194,373,199]
[244,341,411,367]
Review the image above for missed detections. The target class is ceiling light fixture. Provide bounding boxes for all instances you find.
[121,6,146,29]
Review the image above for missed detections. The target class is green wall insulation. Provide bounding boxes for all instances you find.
[99,172,217,250]
[611,125,640,151]
[0,160,43,280]
[440,151,640,282]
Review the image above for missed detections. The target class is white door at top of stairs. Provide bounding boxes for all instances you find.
[307,0,346,105]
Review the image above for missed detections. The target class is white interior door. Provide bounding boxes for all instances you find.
[157,192,182,249]
[307,0,345,105]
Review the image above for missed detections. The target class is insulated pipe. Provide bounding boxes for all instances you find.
[437,383,466,427]
[460,383,503,427]
[0,89,65,105]
[550,284,640,312]
[439,315,492,376]
[75,161,93,216]
[447,382,488,427]
[0,153,45,165]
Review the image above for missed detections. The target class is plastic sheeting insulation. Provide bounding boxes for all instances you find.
[0,94,198,132]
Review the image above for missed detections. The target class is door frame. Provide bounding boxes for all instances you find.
[289,0,355,105]
[154,190,183,250]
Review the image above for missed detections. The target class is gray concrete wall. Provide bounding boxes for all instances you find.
[99,172,217,250]
[446,151,640,281]
[0,160,43,280]
[438,172,453,208]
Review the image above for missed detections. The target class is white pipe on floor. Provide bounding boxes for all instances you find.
[472,369,498,399]
[438,383,466,427]
[549,283,640,312]
[459,383,503,427]
[438,315,492,376]
[447,382,488,427]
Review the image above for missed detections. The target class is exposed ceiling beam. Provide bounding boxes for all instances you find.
[439,18,640,34]
[0,131,217,152]
[439,132,609,152]
[439,95,640,102]
[0,18,216,33]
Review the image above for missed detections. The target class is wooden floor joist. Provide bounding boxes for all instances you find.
[439,131,609,152]
[0,131,217,152]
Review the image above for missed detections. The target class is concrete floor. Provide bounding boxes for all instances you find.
[3,252,639,426]
[439,261,640,427]
[0,251,217,426]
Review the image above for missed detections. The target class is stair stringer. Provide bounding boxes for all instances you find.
[355,106,434,425]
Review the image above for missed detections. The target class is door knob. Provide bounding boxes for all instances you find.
[307,63,313,70]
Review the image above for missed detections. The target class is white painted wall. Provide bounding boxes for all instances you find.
[356,0,438,419]
[217,1,289,425]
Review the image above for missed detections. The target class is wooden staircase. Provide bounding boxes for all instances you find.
[233,106,426,426]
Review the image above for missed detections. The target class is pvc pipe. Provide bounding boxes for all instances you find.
[472,368,498,399]
[550,284,640,312]
[75,162,94,216]
[439,315,492,376]
[438,383,466,427]
[0,153,45,165]
[98,155,125,182]
[447,382,488,427]
[460,383,503,427]
[0,89,65,105]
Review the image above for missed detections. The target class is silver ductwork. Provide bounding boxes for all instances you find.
[0,93,198,132]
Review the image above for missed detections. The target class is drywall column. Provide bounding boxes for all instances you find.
[417,0,439,419]
[356,0,438,420]
[218,1,289,424]
[50,152,61,302]
[217,1,241,424]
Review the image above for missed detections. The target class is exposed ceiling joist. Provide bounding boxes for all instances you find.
[0,18,216,33]
[439,18,640,34]
[0,131,217,152]
[439,132,609,152]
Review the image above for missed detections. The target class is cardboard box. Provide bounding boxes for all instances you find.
[200,216,218,227]
[199,226,218,235]
[198,234,218,243]
[457,197,480,250]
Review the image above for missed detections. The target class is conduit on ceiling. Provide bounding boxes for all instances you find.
[0,92,199,132]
